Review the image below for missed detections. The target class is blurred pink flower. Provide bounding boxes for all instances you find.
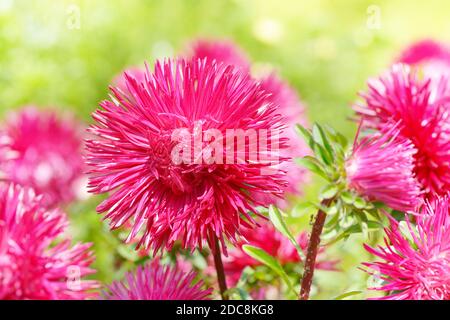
[113,67,146,96]
[0,107,85,207]
[398,39,450,83]
[363,197,450,300]
[86,59,288,254]
[346,125,422,212]
[103,260,211,300]
[354,64,450,199]
[189,39,250,71]
[218,219,338,287]
[0,183,98,300]
[258,73,310,206]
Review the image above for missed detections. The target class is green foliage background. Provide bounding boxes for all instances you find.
[1,0,449,299]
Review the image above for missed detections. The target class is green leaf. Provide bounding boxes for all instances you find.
[319,184,339,200]
[295,124,314,150]
[341,191,354,205]
[242,245,296,296]
[334,291,362,300]
[295,156,328,179]
[268,205,305,261]
[313,124,333,155]
[292,202,316,217]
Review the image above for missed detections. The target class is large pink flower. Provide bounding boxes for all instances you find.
[0,107,85,207]
[354,64,450,199]
[189,39,250,71]
[103,260,211,300]
[0,183,98,300]
[219,219,338,286]
[86,58,288,254]
[346,125,422,212]
[363,197,450,300]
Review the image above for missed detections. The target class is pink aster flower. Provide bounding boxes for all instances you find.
[189,39,251,71]
[103,260,211,300]
[397,39,450,83]
[346,124,422,212]
[258,73,310,206]
[0,183,98,300]
[354,64,450,199]
[217,219,338,287]
[363,197,450,300]
[0,107,86,207]
[86,58,288,254]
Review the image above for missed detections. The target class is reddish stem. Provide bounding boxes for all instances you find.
[299,199,332,300]
[212,235,229,300]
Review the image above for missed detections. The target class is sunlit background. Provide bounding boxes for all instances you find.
[1,0,450,299]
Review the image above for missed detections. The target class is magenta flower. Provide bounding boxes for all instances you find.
[346,125,422,212]
[86,58,288,254]
[0,183,98,300]
[259,73,310,206]
[103,260,211,300]
[363,197,450,300]
[0,107,85,207]
[218,219,338,287]
[189,39,250,71]
[354,64,450,199]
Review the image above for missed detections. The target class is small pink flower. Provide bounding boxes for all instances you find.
[103,260,211,300]
[218,219,338,287]
[87,58,288,254]
[0,107,85,207]
[0,183,98,300]
[346,124,422,212]
[354,64,450,199]
[363,197,450,300]
[189,39,250,71]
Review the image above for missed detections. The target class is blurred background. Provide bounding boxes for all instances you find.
[1,0,450,299]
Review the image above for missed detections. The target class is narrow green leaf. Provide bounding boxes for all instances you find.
[334,291,362,300]
[268,205,305,261]
[295,124,314,150]
[319,184,339,200]
[242,245,296,296]
[295,156,328,179]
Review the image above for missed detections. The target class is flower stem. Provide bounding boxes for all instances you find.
[212,235,229,300]
[299,198,332,300]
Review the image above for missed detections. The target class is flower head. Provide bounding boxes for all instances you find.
[219,219,338,286]
[346,124,422,212]
[0,107,85,206]
[87,58,288,254]
[189,39,250,71]
[103,260,211,300]
[363,197,450,300]
[113,67,146,96]
[354,64,450,198]
[0,183,98,300]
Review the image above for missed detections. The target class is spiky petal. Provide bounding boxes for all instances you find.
[0,107,85,206]
[354,64,450,198]
[0,183,98,300]
[103,260,211,300]
[346,125,422,212]
[363,197,450,300]
[86,58,288,254]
